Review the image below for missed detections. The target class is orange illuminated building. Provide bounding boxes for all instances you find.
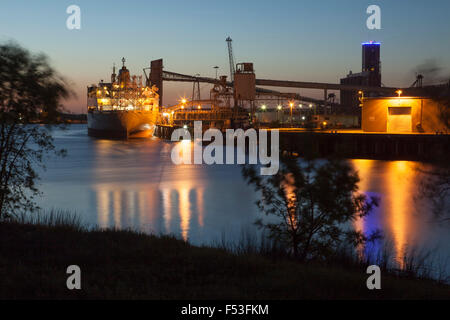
[361,97,447,133]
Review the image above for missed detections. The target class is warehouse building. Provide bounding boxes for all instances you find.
[362,97,447,133]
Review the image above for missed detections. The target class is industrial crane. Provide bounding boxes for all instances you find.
[226,37,235,82]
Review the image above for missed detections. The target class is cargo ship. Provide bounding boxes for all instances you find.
[87,58,160,138]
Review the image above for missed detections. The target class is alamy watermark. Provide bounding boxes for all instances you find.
[66,5,81,30]
[366,5,381,30]
[366,265,381,290]
[64,5,379,31]
[66,265,81,290]
[170,121,279,176]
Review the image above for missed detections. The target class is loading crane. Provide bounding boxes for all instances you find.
[226,37,236,82]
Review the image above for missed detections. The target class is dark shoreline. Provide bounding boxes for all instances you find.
[0,220,449,300]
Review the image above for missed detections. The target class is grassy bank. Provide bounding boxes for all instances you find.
[0,220,449,300]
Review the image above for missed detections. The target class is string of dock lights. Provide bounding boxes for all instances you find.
[181,98,187,110]
[264,103,309,110]
[178,98,203,110]
[260,102,314,126]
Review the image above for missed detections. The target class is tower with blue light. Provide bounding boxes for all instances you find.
[362,41,381,87]
[340,41,382,111]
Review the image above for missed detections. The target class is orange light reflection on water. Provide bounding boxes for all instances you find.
[352,159,418,269]
[386,161,416,267]
[179,187,191,241]
[197,188,204,227]
[352,159,374,258]
[92,140,206,242]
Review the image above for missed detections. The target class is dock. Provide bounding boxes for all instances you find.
[277,129,449,161]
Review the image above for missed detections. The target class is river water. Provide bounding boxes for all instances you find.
[38,125,450,278]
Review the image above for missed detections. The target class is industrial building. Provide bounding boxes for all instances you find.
[362,96,447,133]
[144,38,448,137]
[341,42,382,110]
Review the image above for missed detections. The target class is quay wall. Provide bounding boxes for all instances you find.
[155,124,449,161]
[279,131,449,161]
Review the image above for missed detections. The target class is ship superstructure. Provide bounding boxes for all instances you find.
[87,58,160,138]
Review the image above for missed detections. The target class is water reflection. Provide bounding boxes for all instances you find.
[90,154,435,265]
[352,159,376,258]
[161,188,172,233]
[197,188,204,227]
[352,160,419,267]
[386,161,417,266]
[92,183,205,241]
[39,125,450,280]
[40,127,449,279]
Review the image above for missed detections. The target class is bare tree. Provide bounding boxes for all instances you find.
[0,42,71,219]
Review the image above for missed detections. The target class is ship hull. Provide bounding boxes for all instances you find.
[87,111,156,139]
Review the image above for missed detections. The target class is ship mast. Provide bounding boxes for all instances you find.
[111,63,116,83]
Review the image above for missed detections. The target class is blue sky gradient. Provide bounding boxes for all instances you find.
[1,0,449,111]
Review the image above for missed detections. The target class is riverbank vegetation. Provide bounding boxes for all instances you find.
[0,42,71,220]
[0,212,449,300]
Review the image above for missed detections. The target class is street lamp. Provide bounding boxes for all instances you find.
[358,91,364,106]
[289,102,294,126]
[309,104,313,116]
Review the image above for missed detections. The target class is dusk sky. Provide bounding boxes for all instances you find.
[1,0,450,112]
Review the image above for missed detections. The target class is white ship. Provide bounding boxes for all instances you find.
[87,58,160,138]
